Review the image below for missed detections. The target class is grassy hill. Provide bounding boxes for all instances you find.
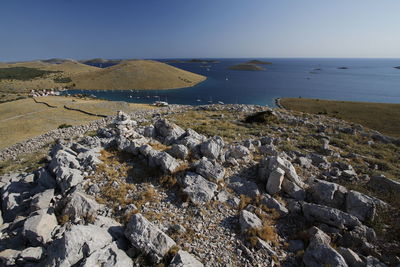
[71,60,206,90]
[0,59,206,98]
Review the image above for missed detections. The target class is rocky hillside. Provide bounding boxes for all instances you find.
[0,105,399,266]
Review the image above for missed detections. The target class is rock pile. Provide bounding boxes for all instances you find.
[0,107,399,266]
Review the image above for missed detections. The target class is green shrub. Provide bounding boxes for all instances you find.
[54,77,72,83]
[58,123,72,129]
[0,67,59,81]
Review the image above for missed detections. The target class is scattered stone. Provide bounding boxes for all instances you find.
[239,210,262,233]
[169,250,204,267]
[81,242,133,267]
[31,189,54,211]
[303,227,348,267]
[125,214,176,263]
[181,172,218,204]
[260,194,288,216]
[168,144,189,159]
[337,247,365,267]
[18,246,44,262]
[195,157,225,182]
[228,176,260,198]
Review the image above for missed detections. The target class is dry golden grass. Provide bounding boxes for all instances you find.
[281,98,400,138]
[0,96,153,149]
[71,60,206,90]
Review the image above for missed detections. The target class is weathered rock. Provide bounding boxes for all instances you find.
[287,240,304,253]
[346,190,376,222]
[239,210,262,233]
[31,189,54,211]
[46,224,113,266]
[168,144,189,159]
[18,246,44,262]
[52,166,84,193]
[0,249,20,266]
[154,119,185,145]
[259,144,279,156]
[228,176,260,198]
[81,242,133,267]
[281,179,306,200]
[337,247,365,267]
[178,129,207,150]
[268,156,304,187]
[200,136,224,160]
[1,178,33,222]
[266,167,285,194]
[23,208,58,245]
[302,203,361,229]
[169,250,204,267]
[125,214,176,263]
[260,194,288,216]
[154,151,181,173]
[303,227,348,267]
[35,168,56,189]
[297,157,312,169]
[368,174,400,194]
[365,256,387,267]
[310,179,347,209]
[195,157,225,182]
[61,190,100,222]
[181,172,218,204]
[225,145,252,162]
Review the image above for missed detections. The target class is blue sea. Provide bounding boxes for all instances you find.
[63,58,400,107]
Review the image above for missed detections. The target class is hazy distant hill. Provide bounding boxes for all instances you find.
[41,58,74,64]
[79,58,123,65]
[71,60,206,90]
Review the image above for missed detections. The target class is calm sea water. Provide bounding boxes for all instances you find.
[63,58,400,107]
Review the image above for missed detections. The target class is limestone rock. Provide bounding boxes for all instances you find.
[226,145,252,162]
[125,214,176,263]
[303,227,348,267]
[310,179,347,209]
[268,156,304,187]
[18,246,44,262]
[200,136,224,160]
[266,167,285,194]
[302,203,361,230]
[155,152,181,173]
[181,172,218,204]
[46,224,113,266]
[168,144,189,159]
[346,190,376,222]
[61,190,100,222]
[23,208,58,246]
[281,179,306,200]
[169,250,204,267]
[260,194,288,216]
[239,210,262,233]
[228,176,260,198]
[195,157,225,182]
[82,242,133,267]
[31,189,54,211]
[154,119,185,145]
[337,247,365,267]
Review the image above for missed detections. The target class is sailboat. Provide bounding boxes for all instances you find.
[208,97,213,103]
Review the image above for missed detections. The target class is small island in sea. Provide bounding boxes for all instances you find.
[394,66,400,69]
[166,59,219,64]
[229,59,272,71]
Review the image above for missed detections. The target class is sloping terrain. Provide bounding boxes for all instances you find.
[71,60,206,90]
[0,105,399,266]
[0,96,152,149]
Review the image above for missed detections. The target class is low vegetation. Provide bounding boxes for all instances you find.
[281,98,400,138]
[0,67,59,81]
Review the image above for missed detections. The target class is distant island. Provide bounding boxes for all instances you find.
[79,58,123,65]
[228,60,272,71]
[246,60,272,65]
[166,59,219,64]
[337,67,349,70]
[394,66,400,69]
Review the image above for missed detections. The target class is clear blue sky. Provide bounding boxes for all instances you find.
[1,0,400,61]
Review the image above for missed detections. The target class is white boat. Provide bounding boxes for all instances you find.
[152,101,169,107]
[196,99,201,102]
[218,101,224,104]
[225,77,229,81]
[129,95,132,98]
